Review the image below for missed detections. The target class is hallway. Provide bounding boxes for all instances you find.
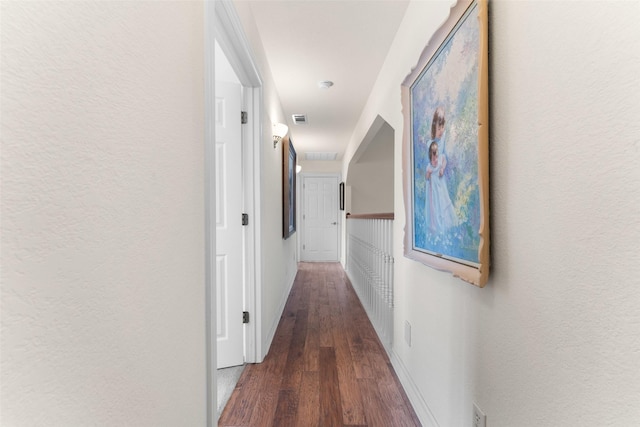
[218,262,420,426]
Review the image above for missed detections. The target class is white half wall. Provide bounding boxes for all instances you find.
[1,2,207,425]
[344,1,640,426]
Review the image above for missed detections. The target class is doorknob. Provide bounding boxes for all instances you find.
[331,222,337,225]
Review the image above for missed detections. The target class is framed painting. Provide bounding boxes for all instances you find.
[401,0,489,287]
[283,136,297,239]
[339,182,345,211]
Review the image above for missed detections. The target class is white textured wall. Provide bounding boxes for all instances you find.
[1,2,207,425]
[347,123,394,215]
[348,162,394,214]
[298,160,342,174]
[345,0,640,426]
[233,1,298,356]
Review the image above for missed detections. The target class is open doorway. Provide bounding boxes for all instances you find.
[212,1,264,421]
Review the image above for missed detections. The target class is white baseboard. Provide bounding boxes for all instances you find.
[390,349,440,427]
[262,267,297,357]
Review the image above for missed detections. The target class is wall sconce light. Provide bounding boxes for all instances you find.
[272,122,289,149]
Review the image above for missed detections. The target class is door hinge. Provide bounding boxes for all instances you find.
[241,111,248,124]
[242,213,249,226]
[243,311,250,324]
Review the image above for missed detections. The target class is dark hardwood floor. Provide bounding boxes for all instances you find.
[218,262,421,427]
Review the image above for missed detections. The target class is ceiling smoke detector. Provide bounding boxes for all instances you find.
[318,80,334,90]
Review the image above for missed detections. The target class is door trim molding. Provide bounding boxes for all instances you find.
[204,1,216,425]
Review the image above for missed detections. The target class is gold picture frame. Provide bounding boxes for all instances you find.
[283,136,297,239]
[401,0,489,287]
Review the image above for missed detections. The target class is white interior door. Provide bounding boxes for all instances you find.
[215,81,244,368]
[301,175,339,262]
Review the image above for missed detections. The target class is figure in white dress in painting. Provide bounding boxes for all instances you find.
[425,140,457,233]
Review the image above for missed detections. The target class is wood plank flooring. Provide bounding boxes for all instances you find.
[218,262,421,427]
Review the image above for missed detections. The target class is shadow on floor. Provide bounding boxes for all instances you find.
[217,364,245,421]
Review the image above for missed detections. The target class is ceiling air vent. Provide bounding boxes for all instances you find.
[292,114,308,125]
[305,152,338,161]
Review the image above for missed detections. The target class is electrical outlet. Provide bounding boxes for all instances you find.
[404,321,411,347]
[473,403,486,427]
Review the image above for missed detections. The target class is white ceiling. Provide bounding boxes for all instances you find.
[242,0,409,161]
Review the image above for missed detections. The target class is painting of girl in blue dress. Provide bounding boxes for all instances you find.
[411,2,481,266]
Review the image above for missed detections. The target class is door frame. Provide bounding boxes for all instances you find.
[298,173,342,262]
[206,3,264,425]
[215,0,263,364]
